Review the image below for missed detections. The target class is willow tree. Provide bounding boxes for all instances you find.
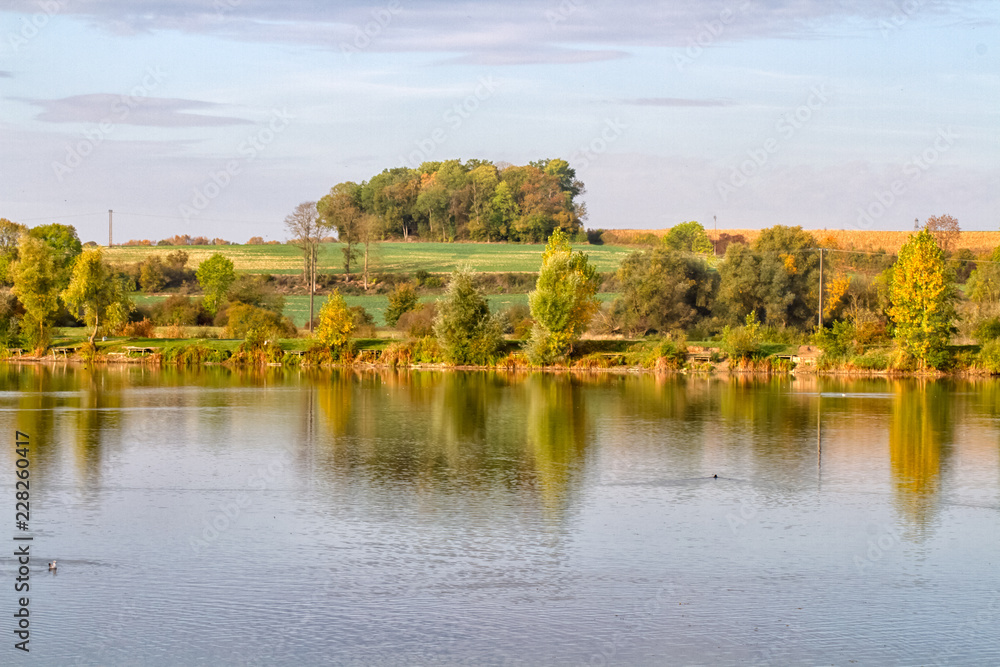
[527,229,600,364]
[61,248,134,344]
[888,230,956,368]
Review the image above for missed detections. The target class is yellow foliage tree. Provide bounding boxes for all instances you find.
[315,291,354,357]
[823,273,851,320]
[888,230,956,368]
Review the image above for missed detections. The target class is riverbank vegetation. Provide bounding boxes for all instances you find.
[3,209,1000,375]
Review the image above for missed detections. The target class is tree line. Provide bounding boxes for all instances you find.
[0,209,994,373]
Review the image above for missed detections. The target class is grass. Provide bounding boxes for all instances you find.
[132,292,621,328]
[103,242,634,275]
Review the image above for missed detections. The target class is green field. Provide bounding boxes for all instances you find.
[104,242,633,275]
[133,292,619,328]
[284,293,619,327]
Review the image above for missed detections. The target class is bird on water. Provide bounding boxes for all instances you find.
[48,561,56,570]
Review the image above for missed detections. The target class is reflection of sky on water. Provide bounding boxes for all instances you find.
[0,366,997,664]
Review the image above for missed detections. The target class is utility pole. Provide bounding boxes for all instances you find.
[818,247,824,328]
[713,215,717,256]
[108,209,113,247]
[308,243,316,333]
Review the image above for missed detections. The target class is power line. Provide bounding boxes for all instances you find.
[115,211,276,225]
[11,211,275,225]
[15,212,106,222]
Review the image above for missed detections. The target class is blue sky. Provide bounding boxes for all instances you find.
[1,0,997,243]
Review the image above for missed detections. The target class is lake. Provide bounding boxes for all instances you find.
[1,365,999,665]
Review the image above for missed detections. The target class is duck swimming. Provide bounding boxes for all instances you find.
[48,561,56,570]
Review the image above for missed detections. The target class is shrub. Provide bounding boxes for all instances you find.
[138,257,165,292]
[231,327,285,365]
[384,283,419,326]
[973,316,1000,344]
[411,336,443,363]
[500,304,533,338]
[153,295,210,326]
[161,343,230,365]
[120,318,155,338]
[977,339,1000,373]
[721,312,764,361]
[435,268,502,365]
[397,302,437,338]
[227,274,284,314]
[223,303,296,339]
[850,349,891,371]
[350,306,375,337]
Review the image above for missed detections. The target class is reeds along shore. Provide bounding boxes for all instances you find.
[3,342,993,378]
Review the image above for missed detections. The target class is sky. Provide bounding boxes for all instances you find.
[0,0,997,244]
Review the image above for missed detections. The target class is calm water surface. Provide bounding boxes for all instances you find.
[1,365,999,666]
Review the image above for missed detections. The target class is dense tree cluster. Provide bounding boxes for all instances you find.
[317,159,586,251]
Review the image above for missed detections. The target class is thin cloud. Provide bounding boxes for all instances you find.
[440,48,630,66]
[0,71,12,78]
[625,97,737,108]
[23,94,252,127]
[0,0,987,57]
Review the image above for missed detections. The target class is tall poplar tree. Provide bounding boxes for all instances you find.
[888,230,956,368]
[527,229,600,364]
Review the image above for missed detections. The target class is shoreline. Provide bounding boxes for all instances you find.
[0,353,984,379]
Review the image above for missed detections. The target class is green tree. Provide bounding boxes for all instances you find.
[888,230,956,368]
[966,246,1000,303]
[29,223,83,280]
[317,182,363,279]
[663,221,713,254]
[528,229,600,364]
[139,256,165,292]
[61,249,134,343]
[11,236,60,351]
[0,218,28,285]
[613,246,717,336]
[196,253,237,315]
[715,226,820,328]
[315,290,354,358]
[435,268,503,365]
[385,283,419,327]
